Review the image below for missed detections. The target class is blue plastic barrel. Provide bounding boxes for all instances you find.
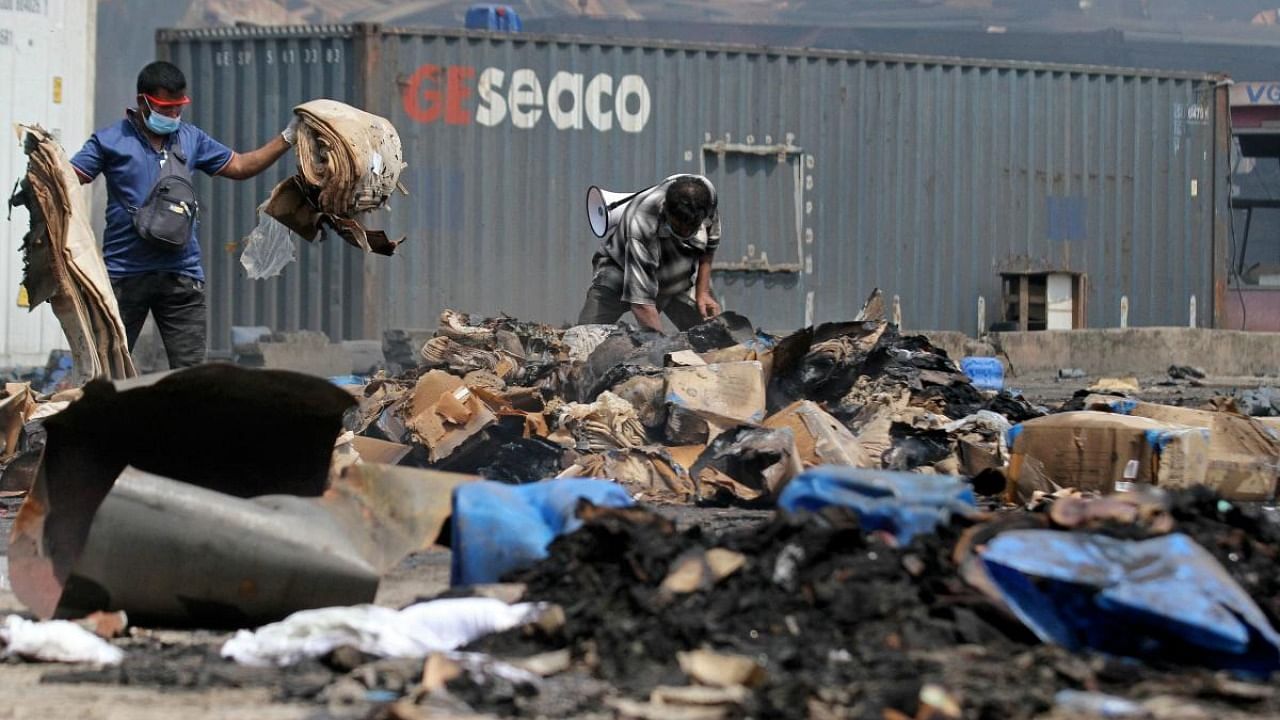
[960,356,1005,391]
[465,5,523,31]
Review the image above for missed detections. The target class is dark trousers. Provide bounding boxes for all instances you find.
[577,258,705,331]
[111,272,208,369]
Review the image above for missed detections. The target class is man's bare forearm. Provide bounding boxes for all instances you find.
[219,135,291,180]
[696,252,714,297]
[630,303,664,332]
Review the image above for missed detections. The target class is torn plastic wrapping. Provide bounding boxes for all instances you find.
[240,214,299,279]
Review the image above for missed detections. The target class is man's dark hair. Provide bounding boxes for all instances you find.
[664,177,713,227]
[137,61,187,96]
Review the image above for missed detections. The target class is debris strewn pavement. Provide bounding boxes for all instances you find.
[2,300,1280,719]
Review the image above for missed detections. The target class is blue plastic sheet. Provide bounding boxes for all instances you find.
[960,356,1005,392]
[776,466,976,544]
[450,479,634,586]
[981,530,1280,672]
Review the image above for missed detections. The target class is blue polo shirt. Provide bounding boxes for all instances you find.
[70,110,233,281]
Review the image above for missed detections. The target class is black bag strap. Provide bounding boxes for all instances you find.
[164,144,191,175]
[107,138,194,216]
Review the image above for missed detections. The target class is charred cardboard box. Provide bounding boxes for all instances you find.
[957,439,1002,477]
[1087,397,1280,502]
[664,361,767,445]
[1008,411,1210,494]
[762,400,868,469]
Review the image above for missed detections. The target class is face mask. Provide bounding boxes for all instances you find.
[664,220,700,243]
[143,99,181,135]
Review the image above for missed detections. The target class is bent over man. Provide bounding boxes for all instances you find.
[578,174,723,333]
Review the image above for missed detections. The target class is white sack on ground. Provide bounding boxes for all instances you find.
[0,615,124,665]
[221,597,546,667]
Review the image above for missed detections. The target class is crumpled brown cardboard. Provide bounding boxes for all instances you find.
[11,126,135,383]
[0,383,35,462]
[264,99,407,255]
[420,335,519,379]
[406,371,497,463]
[560,446,694,503]
[551,391,648,452]
[762,400,868,469]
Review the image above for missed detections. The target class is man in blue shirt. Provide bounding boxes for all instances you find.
[71,61,298,368]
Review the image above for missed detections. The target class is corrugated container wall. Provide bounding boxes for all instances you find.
[157,25,1229,350]
[0,0,96,366]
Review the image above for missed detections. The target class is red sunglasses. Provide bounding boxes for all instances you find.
[141,92,191,108]
[141,93,190,118]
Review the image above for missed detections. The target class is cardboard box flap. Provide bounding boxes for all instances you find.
[763,400,869,468]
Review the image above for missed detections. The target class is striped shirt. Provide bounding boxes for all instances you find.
[597,175,721,306]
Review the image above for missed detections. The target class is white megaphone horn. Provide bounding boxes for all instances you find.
[586,185,645,239]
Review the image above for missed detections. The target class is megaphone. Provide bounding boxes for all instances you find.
[586,185,643,239]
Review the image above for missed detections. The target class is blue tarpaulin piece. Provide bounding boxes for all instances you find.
[450,479,634,586]
[960,356,1005,391]
[981,530,1280,672]
[41,350,74,394]
[776,466,976,544]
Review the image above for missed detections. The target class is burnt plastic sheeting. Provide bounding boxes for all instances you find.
[768,322,984,421]
[574,330,685,402]
[478,438,567,484]
[15,462,474,626]
[766,321,888,411]
[690,425,799,506]
[984,392,1048,423]
[40,364,355,499]
[684,312,756,353]
[884,424,955,471]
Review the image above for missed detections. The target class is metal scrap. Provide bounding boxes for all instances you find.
[7,365,474,626]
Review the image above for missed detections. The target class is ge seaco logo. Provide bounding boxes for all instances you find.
[402,63,652,133]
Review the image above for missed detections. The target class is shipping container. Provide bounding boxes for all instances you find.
[156,24,1230,350]
[0,0,96,366]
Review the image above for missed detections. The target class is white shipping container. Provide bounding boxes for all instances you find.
[0,0,96,367]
